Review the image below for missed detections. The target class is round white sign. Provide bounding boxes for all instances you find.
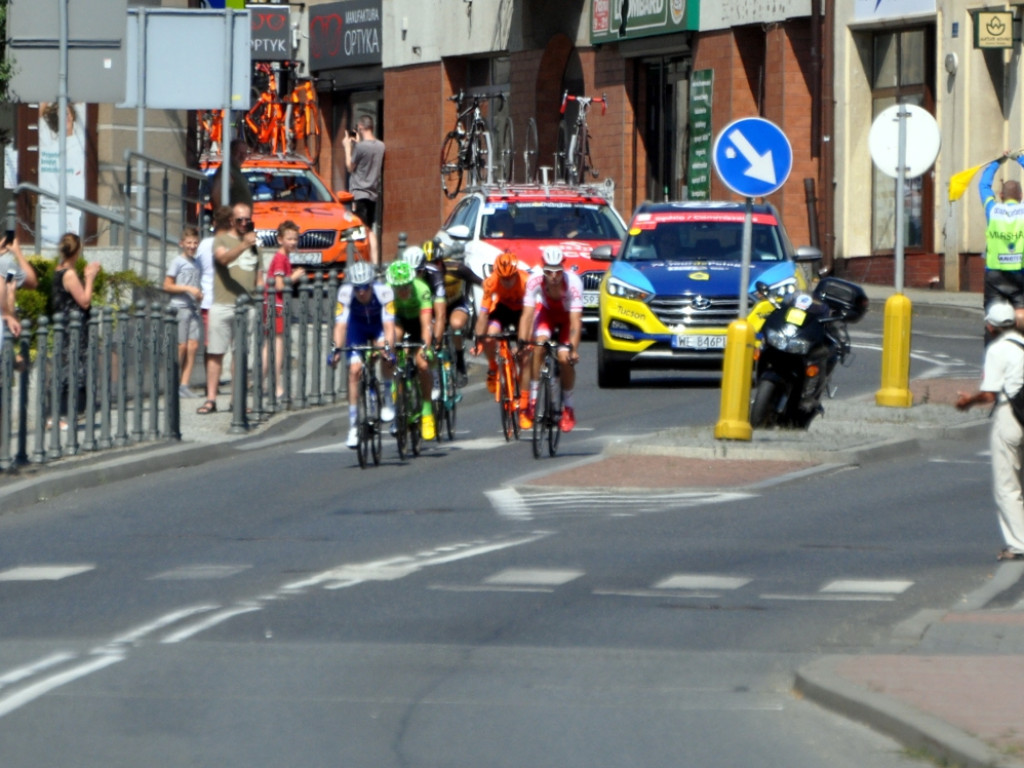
[868,104,941,179]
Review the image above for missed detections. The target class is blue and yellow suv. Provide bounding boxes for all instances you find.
[594,201,821,387]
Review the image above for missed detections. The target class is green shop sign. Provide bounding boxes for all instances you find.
[591,0,699,44]
[686,68,713,200]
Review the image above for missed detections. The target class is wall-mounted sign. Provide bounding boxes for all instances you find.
[591,0,698,45]
[853,0,935,22]
[309,0,381,71]
[248,4,290,61]
[686,69,713,200]
[974,11,1014,49]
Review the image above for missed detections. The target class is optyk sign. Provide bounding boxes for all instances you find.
[309,0,382,70]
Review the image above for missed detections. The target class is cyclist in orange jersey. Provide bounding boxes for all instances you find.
[473,250,529,396]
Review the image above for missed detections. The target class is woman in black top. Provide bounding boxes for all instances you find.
[51,233,100,426]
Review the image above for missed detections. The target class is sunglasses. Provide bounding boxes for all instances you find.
[234,217,252,223]
[543,268,563,277]
[354,284,372,291]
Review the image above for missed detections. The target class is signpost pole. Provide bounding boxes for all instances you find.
[58,0,69,237]
[894,105,907,294]
[738,197,753,317]
[220,10,235,208]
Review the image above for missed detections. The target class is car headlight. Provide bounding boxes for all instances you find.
[605,276,650,302]
[765,326,811,354]
[340,226,368,242]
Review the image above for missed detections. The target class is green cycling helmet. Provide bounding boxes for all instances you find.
[386,260,414,287]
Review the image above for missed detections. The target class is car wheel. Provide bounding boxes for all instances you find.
[597,334,629,388]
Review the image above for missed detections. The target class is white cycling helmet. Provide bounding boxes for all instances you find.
[347,261,375,286]
[541,246,565,267]
[401,245,425,270]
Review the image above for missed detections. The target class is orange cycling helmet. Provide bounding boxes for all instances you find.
[494,251,518,279]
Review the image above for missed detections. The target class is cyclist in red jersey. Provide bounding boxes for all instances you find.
[473,250,529,395]
[517,246,583,432]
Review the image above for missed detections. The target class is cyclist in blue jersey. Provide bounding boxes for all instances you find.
[330,261,396,448]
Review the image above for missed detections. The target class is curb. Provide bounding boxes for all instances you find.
[794,657,1024,768]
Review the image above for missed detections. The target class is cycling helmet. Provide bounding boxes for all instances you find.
[347,261,375,286]
[386,260,414,287]
[402,245,425,271]
[494,251,519,279]
[541,246,565,267]
[422,240,437,262]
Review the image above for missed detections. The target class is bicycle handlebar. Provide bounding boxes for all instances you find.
[560,90,608,116]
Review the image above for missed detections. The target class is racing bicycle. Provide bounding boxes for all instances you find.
[557,91,607,185]
[481,330,521,441]
[432,328,461,442]
[528,339,566,458]
[440,90,494,199]
[345,344,383,468]
[392,338,424,460]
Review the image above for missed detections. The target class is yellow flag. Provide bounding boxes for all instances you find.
[948,162,988,202]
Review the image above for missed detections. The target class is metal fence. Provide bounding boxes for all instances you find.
[0,272,345,472]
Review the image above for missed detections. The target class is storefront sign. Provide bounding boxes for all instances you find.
[974,11,1014,49]
[852,0,935,22]
[686,69,713,200]
[591,0,698,45]
[248,4,290,60]
[309,0,381,70]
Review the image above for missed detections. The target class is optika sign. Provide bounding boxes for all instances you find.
[309,0,382,69]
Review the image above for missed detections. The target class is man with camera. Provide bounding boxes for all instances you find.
[343,115,384,266]
[198,202,260,415]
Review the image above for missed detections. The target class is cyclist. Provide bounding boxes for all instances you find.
[386,260,438,441]
[329,261,396,449]
[404,243,448,395]
[518,246,583,432]
[428,238,482,386]
[473,250,529,400]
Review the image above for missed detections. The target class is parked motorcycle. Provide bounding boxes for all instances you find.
[748,276,868,429]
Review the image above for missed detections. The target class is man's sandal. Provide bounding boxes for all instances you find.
[196,400,217,415]
[997,548,1024,561]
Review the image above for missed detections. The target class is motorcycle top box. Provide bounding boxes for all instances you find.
[812,277,868,323]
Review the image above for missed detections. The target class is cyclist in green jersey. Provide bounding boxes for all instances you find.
[387,261,438,441]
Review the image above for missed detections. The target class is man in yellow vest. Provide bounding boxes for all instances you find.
[980,152,1024,341]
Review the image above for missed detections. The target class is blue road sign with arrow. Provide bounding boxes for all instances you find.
[712,117,792,198]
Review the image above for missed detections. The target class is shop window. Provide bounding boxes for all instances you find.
[870,27,934,253]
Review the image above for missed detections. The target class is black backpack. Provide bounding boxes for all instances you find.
[1003,338,1024,425]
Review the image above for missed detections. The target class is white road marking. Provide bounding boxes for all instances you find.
[820,579,913,594]
[485,488,531,519]
[148,564,252,580]
[654,574,752,591]
[106,605,221,647]
[0,653,124,719]
[0,565,94,581]
[0,653,76,690]
[488,487,753,520]
[484,568,583,586]
[161,606,263,643]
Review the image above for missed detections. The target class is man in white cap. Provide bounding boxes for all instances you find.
[957,299,1024,560]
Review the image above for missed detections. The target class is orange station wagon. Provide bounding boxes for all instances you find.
[202,153,371,274]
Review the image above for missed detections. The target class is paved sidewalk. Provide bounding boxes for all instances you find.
[4,282,1020,767]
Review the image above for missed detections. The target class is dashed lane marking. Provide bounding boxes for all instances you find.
[0,565,95,581]
[486,487,754,520]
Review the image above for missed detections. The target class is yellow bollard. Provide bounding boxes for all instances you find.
[715,319,755,441]
[875,293,914,408]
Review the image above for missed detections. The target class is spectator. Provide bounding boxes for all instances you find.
[198,201,259,415]
[979,152,1024,340]
[164,226,204,399]
[259,219,305,398]
[956,299,1024,560]
[210,139,253,210]
[343,115,385,265]
[0,235,38,292]
[0,268,21,353]
[51,233,100,428]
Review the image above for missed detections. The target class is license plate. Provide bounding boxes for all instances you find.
[291,252,323,265]
[583,291,599,308]
[671,333,726,351]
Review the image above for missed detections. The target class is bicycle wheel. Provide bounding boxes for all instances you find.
[368,376,382,466]
[496,116,514,185]
[469,124,493,186]
[394,375,408,460]
[498,357,513,441]
[356,372,369,469]
[408,375,423,457]
[523,117,539,184]
[548,372,562,457]
[575,127,595,181]
[556,121,572,183]
[441,132,464,199]
[510,355,522,440]
[532,373,550,459]
[302,102,322,165]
